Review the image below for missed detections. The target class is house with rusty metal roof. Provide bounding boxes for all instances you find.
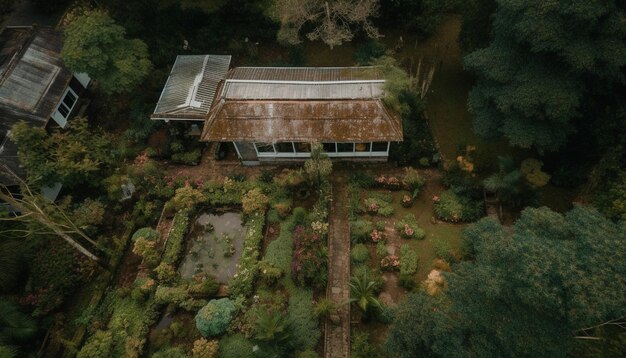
[0,26,91,186]
[152,56,403,165]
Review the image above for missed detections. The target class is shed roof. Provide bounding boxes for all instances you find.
[0,27,72,185]
[151,55,232,120]
[202,65,402,143]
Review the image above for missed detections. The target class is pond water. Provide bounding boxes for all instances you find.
[178,212,245,283]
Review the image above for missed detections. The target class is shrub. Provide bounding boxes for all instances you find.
[130,277,155,302]
[171,149,201,165]
[297,349,320,358]
[374,175,402,190]
[132,238,160,267]
[347,183,362,220]
[394,214,425,239]
[151,346,188,358]
[258,261,283,286]
[350,219,374,243]
[166,185,205,213]
[292,226,328,289]
[399,245,419,276]
[273,201,292,218]
[349,171,375,188]
[195,298,237,337]
[376,241,388,257]
[351,331,377,358]
[274,168,306,188]
[402,167,425,192]
[434,189,484,223]
[219,334,254,358]
[155,286,190,307]
[433,238,455,262]
[292,207,307,225]
[77,330,113,358]
[313,298,337,319]
[162,211,190,265]
[73,198,106,227]
[399,273,416,290]
[370,229,385,243]
[242,188,269,215]
[188,273,220,297]
[154,263,177,284]
[364,193,394,217]
[351,244,370,263]
[380,255,400,271]
[192,338,218,358]
[266,208,281,224]
[228,215,264,298]
[375,220,386,231]
[131,227,158,242]
[354,40,386,65]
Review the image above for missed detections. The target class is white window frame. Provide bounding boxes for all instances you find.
[51,87,79,128]
[253,141,390,158]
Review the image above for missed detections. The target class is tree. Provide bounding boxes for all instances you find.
[464,0,626,152]
[61,10,152,94]
[458,0,496,52]
[272,0,381,48]
[387,205,626,356]
[0,166,102,263]
[195,298,236,337]
[303,143,332,185]
[10,118,113,188]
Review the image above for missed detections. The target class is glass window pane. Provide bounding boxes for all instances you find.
[57,104,69,117]
[294,142,311,153]
[355,142,371,152]
[275,142,294,153]
[322,142,336,152]
[337,143,354,152]
[372,142,388,152]
[63,90,77,108]
[255,143,274,153]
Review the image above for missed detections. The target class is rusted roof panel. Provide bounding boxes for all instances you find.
[152,55,231,120]
[222,81,385,100]
[201,99,403,142]
[227,66,383,81]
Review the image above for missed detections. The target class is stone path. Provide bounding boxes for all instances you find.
[325,176,350,358]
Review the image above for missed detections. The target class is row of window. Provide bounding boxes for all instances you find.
[254,142,389,154]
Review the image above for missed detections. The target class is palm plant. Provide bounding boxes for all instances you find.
[348,271,382,314]
[253,309,292,345]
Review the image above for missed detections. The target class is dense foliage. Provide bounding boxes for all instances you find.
[387,205,626,357]
[195,298,237,337]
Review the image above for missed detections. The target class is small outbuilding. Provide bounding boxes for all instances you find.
[152,56,403,165]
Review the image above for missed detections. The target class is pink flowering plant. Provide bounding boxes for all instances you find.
[374,175,402,190]
[395,214,426,240]
[380,255,400,271]
[370,229,385,243]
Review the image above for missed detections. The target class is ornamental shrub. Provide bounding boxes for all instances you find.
[399,245,418,276]
[192,338,218,358]
[228,216,264,298]
[153,263,177,284]
[402,167,425,192]
[195,298,237,337]
[350,220,374,243]
[394,214,425,240]
[434,189,484,223]
[131,227,159,242]
[219,334,254,358]
[151,346,188,358]
[162,211,190,265]
[188,273,220,297]
[154,286,190,307]
[77,330,113,358]
[258,261,283,286]
[132,238,160,267]
[242,187,269,215]
[351,244,370,264]
[166,185,206,213]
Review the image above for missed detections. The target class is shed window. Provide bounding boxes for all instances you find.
[355,142,371,152]
[295,142,311,153]
[255,143,275,153]
[275,142,295,153]
[337,143,354,152]
[372,142,388,152]
[322,143,336,152]
[56,88,78,119]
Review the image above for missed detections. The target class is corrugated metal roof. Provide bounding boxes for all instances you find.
[152,55,231,120]
[0,27,73,185]
[227,66,383,82]
[222,81,385,100]
[201,99,403,142]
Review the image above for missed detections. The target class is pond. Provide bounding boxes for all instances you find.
[178,212,245,284]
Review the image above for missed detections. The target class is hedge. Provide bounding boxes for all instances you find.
[228,212,265,298]
[161,210,190,265]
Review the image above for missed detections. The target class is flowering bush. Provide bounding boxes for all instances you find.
[370,229,385,243]
[192,338,218,358]
[402,167,425,192]
[395,214,425,240]
[434,190,484,223]
[311,220,329,235]
[375,175,402,190]
[401,194,413,208]
[350,219,374,243]
[363,192,394,217]
[242,187,269,216]
[380,255,400,271]
[228,215,264,298]
[292,225,328,289]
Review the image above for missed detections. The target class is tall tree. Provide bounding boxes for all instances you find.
[464,0,626,152]
[10,118,112,188]
[387,205,626,357]
[272,0,380,48]
[61,9,152,95]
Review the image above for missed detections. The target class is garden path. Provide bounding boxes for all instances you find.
[325,174,350,358]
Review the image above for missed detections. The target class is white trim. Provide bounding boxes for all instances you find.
[73,72,91,88]
[232,142,243,160]
[0,130,10,154]
[225,79,385,85]
[51,87,79,128]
